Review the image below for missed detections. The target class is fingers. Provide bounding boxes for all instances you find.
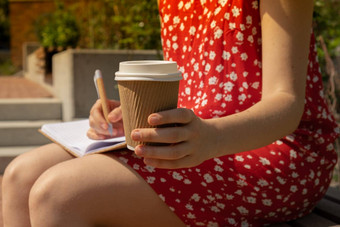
[108,106,122,122]
[87,128,108,140]
[89,99,124,139]
[91,99,121,122]
[132,108,197,143]
[87,122,124,140]
[131,108,207,169]
[89,100,110,134]
[148,108,195,126]
[131,126,190,144]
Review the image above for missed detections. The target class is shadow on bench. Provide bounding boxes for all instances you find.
[271,186,340,227]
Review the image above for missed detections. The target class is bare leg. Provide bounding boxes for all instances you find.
[2,143,73,227]
[29,152,186,227]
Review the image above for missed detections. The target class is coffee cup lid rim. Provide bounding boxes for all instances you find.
[115,71,182,81]
[115,60,182,81]
[119,60,176,65]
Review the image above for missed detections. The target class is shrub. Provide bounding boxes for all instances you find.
[74,0,161,50]
[34,1,80,48]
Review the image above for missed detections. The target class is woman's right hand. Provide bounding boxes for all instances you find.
[87,99,124,140]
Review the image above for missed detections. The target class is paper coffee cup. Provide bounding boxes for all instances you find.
[115,60,182,150]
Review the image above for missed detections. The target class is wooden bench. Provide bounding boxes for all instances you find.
[272,186,340,227]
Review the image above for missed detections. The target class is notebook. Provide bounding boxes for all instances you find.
[39,119,127,157]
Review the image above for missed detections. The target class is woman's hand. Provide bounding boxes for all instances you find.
[132,108,218,169]
[87,99,124,140]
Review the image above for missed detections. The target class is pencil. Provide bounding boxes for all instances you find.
[94,69,113,136]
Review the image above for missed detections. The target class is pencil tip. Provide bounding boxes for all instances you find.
[108,124,114,137]
[94,69,102,81]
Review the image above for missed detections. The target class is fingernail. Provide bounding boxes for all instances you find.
[134,145,144,156]
[131,130,141,140]
[149,115,160,125]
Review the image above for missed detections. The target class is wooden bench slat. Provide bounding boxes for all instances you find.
[288,212,338,227]
[269,223,292,227]
[324,186,340,204]
[314,197,340,223]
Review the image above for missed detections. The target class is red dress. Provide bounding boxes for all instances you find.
[115,0,339,226]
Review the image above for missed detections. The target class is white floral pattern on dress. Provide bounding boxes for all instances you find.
[113,0,339,226]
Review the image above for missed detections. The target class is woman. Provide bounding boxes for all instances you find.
[2,0,339,226]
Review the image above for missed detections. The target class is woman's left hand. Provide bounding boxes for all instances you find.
[132,108,218,169]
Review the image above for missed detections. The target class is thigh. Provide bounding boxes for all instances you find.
[4,143,73,185]
[31,151,186,227]
[21,143,74,166]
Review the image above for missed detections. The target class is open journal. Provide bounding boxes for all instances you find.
[39,119,127,157]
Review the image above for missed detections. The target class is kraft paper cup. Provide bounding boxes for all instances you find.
[115,60,182,151]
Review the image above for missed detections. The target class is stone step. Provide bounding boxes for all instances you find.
[0,98,62,121]
[0,120,59,146]
[0,146,38,174]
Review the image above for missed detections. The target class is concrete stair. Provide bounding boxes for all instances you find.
[0,98,61,121]
[0,98,62,173]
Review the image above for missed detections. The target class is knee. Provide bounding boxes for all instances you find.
[29,170,60,211]
[28,167,90,226]
[2,154,37,192]
[28,168,71,219]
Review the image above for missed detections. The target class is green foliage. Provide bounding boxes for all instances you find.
[35,1,80,48]
[0,59,18,75]
[116,0,161,50]
[0,0,9,49]
[34,0,160,50]
[313,0,340,69]
[74,0,161,50]
[28,0,340,55]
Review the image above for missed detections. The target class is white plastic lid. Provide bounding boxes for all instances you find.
[115,60,182,81]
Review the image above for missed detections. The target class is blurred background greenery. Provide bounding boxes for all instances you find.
[314,0,340,73]
[0,0,339,72]
[0,0,162,75]
[73,0,161,50]
[32,0,161,51]
[0,0,339,68]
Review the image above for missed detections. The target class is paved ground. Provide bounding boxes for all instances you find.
[0,76,53,98]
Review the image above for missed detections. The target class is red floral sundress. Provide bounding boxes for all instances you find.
[114,0,339,226]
